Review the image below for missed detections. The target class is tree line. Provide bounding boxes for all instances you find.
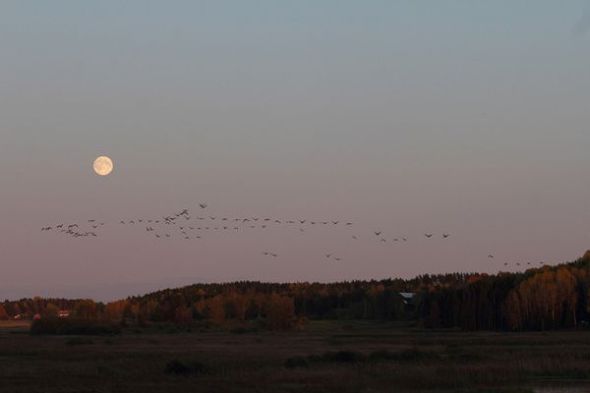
[4,251,590,331]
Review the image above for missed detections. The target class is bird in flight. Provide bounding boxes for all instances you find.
[374,231,382,236]
[442,234,450,239]
[424,233,433,238]
[199,203,207,209]
[488,254,494,259]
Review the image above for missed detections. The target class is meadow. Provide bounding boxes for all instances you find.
[0,321,588,393]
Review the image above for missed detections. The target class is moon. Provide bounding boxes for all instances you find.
[93,156,114,176]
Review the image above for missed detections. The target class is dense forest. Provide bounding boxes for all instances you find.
[4,251,590,331]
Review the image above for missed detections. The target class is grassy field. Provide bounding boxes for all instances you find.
[0,320,588,393]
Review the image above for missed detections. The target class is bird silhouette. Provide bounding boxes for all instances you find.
[199,203,207,209]
[442,234,450,239]
[424,233,433,238]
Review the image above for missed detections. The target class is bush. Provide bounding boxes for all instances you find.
[319,350,366,363]
[30,318,121,336]
[164,359,208,376]
[369,348,438,362]
[65,337,94,346]
[284,356,310,369]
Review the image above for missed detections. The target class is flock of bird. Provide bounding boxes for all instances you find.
[40,203,545,269]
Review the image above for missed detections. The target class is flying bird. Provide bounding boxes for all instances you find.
[199,203,207,209]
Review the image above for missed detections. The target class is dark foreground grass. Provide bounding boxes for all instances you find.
[0,320,587,393]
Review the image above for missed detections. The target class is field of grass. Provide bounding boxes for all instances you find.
[0,320,588,393]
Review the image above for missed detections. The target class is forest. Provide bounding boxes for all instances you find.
[4,251,590,332]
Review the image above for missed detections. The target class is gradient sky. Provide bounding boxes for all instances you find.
[1,1,590,301]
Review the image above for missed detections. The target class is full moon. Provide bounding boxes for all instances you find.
[93,156,114,176]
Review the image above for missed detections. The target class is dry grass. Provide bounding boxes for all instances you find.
[0,320,587,392]
[0,320,31,330]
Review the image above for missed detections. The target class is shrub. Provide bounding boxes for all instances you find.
[30,318,121,336]
[65,337,94,346]
[164,359,208,376]
[284,356,310,369]
[320,350,366,363]
[369,348,438,362]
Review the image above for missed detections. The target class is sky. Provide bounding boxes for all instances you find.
[1,1,590,301]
